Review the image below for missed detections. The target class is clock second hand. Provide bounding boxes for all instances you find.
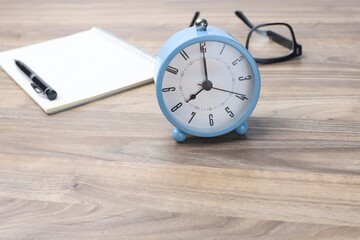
[197,83,245,96]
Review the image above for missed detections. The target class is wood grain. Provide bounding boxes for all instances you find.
[0,0,360,239]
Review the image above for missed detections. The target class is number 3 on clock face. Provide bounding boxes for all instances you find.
[155,22,260,142]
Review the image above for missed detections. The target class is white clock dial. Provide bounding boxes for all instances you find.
[161,41,255,133]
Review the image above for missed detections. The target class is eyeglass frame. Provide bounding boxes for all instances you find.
[235,11,302,64]
[189,11,302,64]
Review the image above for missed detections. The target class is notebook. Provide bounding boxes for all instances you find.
[0,27,155,114]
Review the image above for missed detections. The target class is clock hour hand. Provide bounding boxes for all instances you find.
[186,78,214,103]
[186,87,204,103]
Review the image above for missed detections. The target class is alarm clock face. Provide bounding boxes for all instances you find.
[160,40,257,136]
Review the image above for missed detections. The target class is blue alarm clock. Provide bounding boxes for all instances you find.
[154,19,261,142]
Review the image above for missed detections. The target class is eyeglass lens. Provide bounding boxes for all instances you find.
[247,24,294,59]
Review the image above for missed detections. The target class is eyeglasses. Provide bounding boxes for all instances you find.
[235,11,302,64]
[189,11,302,64]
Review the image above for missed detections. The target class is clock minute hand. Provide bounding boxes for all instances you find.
[200,42,209,81]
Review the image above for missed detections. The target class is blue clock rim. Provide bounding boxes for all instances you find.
[155,30,261,138]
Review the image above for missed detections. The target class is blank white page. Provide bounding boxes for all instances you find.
[0,27,154,114]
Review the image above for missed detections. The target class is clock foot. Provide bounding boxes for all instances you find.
[172,128,187,143]
[235,121,248,135]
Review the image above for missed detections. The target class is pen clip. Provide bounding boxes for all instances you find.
[31,82,45,95]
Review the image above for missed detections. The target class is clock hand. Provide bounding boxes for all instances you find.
[212,86,242,95]
[197,83,245,96]
[186,78,214,103]
[200,42,209,81]
[186,87,204,103]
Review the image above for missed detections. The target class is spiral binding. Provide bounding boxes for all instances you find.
[91,27,155,63]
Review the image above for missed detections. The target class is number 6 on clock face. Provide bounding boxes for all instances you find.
[154,20,260,142]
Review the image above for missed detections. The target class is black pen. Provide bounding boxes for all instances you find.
[14,59,57,100]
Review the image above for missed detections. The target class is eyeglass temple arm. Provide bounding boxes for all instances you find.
[266,30,293,50]
[189,11,200,27]
[235,11,255,28]
[235,11,300,51]
[268,30,302,55]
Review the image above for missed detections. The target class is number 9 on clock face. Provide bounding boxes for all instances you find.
[160,40,256,135]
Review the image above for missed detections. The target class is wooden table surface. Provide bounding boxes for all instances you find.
[1,0,360,239]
